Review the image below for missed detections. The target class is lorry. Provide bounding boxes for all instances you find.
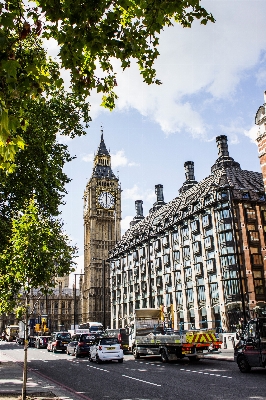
[234,317,266,373]
[5,325,19,342]
[16,315,50,346]
[131,308,222,362]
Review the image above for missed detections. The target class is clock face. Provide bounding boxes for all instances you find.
[98,191,115,209]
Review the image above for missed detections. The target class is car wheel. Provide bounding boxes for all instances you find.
[96,355,102,364]
[118,358,123,363]
[160,349,168,363]
[238,355,251,373]
[133,347,140,359]
[52,346,57,353]
[89,355,93,362]
[75,351,80,358]
[47,347,50,352]
[37,342,40,349]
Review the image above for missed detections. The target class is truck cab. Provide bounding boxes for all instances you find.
[234,317,266,372]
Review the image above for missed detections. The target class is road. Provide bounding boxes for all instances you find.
[1,342,266,400]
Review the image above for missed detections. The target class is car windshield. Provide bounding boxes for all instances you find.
[100,338,118,345]
[80,335,96,343]
[57,333,71,340]
[90,326,102,332]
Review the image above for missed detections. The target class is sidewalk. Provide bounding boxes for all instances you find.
[0,348,75,400]
[203,348,234,362]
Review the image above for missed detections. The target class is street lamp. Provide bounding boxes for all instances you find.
[74,273,85,330]
[92,258,106,329]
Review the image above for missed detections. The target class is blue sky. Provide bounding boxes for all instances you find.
[54,0,266,281]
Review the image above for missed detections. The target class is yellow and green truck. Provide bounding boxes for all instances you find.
[131,308,221,362]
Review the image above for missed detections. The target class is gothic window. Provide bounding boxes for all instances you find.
[172,231,179,245]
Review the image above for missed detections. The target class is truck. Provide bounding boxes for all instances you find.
[234,317,266,373]
[131,308,221,362]
[5,325,19,342]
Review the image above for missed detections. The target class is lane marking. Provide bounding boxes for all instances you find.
[122,374,161,387]
[86,365,109,373]
[179,368,232,379]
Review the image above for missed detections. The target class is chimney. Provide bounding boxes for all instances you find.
[130,200,144,227]
[216,135,229,158]
[155,184,164,203]
[135,200,143,218]
[184,161,195,181]
[178,161,198,194]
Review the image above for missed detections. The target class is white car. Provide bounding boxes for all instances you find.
[89,337,124,363]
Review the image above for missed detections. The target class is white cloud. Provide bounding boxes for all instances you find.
[106,1,266,138]
[122,184,156,204]
[111,150,128,168]
[82,153,94,162]
[121,215,133,234]
[45,1,266,141]
[244,125,258,143]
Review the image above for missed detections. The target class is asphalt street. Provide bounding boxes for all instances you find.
[0,342,266,400]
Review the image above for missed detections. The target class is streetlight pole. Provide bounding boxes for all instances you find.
[74,273,84,330]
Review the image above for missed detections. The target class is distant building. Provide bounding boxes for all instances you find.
[109,135,266,331]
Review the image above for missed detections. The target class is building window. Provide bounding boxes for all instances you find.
[202,214,211,228]
[183,246,190,259]
[192,241,201,255]
[253,270,265,295]
[206,258,216,274]
[195,262,203,277]
[172,231,179,244]
[246,208,256,221]
[181,226,189,240]
[191,220,199,233]
[249,231,260,243]
[252,254,263,265]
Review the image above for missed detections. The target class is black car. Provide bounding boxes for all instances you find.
[72,333,97,358]
[104,328,130,352]
[47,332,71,353]
[35,336,51,349]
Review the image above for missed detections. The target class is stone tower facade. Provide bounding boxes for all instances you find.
[81,133,121,328]
[256,91,266,192]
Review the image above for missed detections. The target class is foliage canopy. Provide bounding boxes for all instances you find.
[0,0,214,170]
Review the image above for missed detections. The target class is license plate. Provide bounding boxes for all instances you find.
[107,347,115,350]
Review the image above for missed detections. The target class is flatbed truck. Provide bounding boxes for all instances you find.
[132,308,221,362]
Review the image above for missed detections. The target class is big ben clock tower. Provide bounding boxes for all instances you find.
[81,132,121,328]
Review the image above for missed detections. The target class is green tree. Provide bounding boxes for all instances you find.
[0,0,215,169]
[0,88,88,250]
[0,197,77,315]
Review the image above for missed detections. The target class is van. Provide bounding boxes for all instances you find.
[104,328,130,352]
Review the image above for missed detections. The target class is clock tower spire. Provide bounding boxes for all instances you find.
[81,131,121,328]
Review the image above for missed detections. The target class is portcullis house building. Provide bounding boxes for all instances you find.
[109,135,266,331]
